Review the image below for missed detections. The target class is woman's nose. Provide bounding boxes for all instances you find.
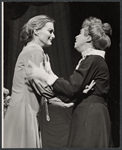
[75,35,78,39]
[52,33,55,39]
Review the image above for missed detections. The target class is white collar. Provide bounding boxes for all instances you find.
[82,48,105,59]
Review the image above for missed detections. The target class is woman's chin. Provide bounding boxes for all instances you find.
[48,41,52,45]
[74,43,77,49]
[45,43,52,47]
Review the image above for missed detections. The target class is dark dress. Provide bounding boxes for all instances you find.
[39,101,72,148]
[52,55,113,148]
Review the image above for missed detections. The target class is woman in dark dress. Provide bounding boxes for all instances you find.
[26,17,113,148]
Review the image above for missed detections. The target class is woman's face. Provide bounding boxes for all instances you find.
[74,28,88,52]
[36,22,55,47]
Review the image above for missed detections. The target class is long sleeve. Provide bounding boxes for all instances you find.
[52,55,103,99]
[23,44,55,98]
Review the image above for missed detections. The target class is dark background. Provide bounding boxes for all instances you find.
[3,2,120,147]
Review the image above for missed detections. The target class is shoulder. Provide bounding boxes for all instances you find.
[20,44,44,57]
[86,55,104,61]
[86,55,108,70]
[24,44,43,53]
[79,55,106,70]
[85,55,105,65]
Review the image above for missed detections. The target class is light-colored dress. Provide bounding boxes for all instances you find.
[4,43,45,148]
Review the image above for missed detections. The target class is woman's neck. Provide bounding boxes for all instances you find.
[79,44,94,56]
[28,40,43,48]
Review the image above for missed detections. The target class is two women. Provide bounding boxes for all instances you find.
[4,15,93,148]
[26,17,113,148]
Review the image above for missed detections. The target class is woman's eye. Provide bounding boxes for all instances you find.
[49,30,53,34]
[80,30,83,34]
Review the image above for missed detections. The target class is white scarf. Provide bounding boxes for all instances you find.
[82,48,105,59]
[76,48,105,70]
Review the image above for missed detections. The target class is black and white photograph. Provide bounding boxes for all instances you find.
[2,1,120,148]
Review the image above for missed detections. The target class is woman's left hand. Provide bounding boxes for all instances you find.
[83,80,96,94]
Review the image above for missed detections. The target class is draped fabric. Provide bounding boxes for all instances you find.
[4,2,120,147]
[39,103,73,148]
[4,43,44,148]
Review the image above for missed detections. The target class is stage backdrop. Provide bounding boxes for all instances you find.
[4,2,120,147]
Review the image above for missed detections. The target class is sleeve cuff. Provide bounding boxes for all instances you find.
[47,74,59,86]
